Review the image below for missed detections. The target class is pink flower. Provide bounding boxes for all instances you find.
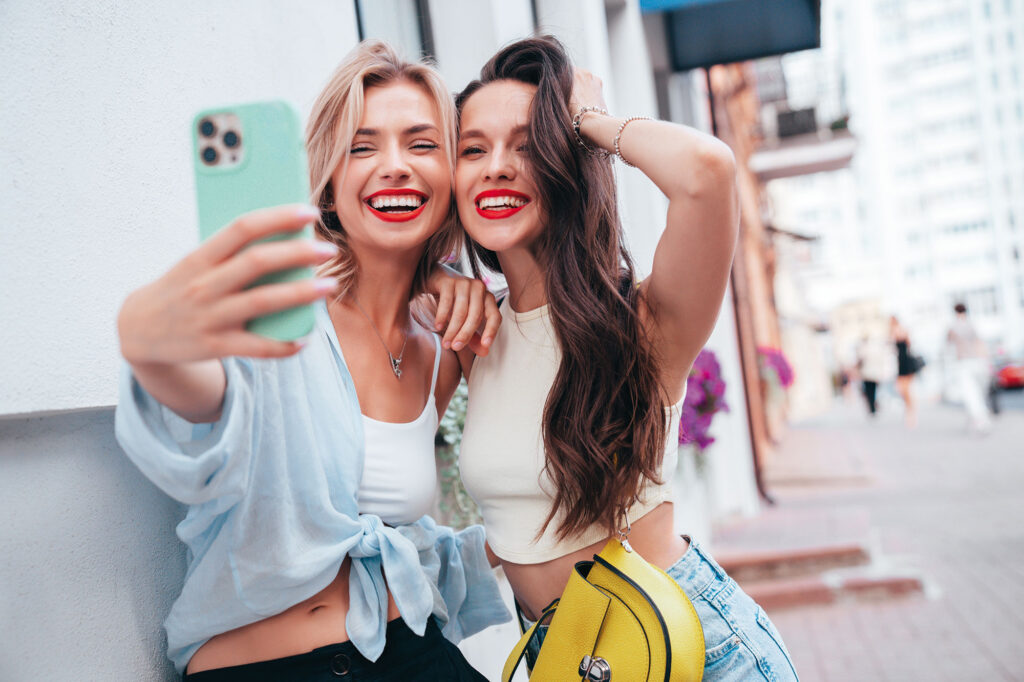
[757,346,794,388]
[679,349,729,451]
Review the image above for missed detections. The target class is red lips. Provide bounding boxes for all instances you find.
[474,189,531,219]
[365,188,428,223]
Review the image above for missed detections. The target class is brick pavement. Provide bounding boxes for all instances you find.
[712,397,1024,681]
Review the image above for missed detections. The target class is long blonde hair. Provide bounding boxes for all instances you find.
[305,40,459,300]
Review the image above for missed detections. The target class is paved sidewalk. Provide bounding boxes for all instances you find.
[713,397,1024,681]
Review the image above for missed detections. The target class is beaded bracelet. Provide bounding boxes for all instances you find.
[572,105,611,158]
[613,116,651,167]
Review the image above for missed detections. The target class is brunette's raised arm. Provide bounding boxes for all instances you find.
[573,70,738,397]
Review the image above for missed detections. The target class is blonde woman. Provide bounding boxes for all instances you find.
[115,41,507,681]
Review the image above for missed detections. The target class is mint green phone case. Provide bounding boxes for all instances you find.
[192,100,315,341]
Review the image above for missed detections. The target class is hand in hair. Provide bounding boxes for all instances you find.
[569,68,608,118]
[117,204,336,422]
[425,264,501,357]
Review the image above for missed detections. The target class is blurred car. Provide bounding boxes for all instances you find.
[995,359,1024,389]
[988,357,1024,414]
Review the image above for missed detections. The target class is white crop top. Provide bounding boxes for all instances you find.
[459,300,683,564]
[355,333,441,527]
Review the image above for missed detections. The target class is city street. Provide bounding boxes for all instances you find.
[714,393,1024,681]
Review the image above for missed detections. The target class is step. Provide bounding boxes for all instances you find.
[741,572,926,611]
[715,543,871,582]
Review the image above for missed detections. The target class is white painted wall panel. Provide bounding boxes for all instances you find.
[0,410,185,680]
[0,0,358,415]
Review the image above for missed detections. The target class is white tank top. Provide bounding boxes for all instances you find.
[355,333,441,527]
[459,300,683,564]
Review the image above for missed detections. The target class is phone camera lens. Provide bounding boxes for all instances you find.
[201,147,219,165]
[223,131,240,148]
[199,119,216,137]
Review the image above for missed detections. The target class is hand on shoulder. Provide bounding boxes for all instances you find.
[425,264,501,358]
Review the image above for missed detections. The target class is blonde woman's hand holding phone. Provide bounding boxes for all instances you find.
[117,204,337,422]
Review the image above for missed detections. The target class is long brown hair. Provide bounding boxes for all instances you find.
[457,36,668,540]
[305,40,460,300]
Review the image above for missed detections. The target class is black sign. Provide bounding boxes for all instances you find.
[651,0,821,72]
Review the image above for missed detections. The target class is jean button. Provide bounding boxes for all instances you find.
[330,653,350,676]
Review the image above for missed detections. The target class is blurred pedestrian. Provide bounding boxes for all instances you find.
[857,334,890,417]
[947,302,992,433]
[890,316,921,427]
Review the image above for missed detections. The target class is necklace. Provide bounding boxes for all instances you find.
[352,297,408,379]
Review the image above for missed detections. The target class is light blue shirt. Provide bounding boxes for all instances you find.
[115,301,510,673]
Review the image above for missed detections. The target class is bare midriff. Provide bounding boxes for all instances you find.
[500,502,689,621]
[186,557,402,674]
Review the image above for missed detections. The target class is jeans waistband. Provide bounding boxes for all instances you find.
[664,537,727,599]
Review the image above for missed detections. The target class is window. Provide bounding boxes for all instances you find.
[949,286,1001,315]
[355,0,433,59]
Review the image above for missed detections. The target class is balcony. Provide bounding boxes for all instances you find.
[750,109,857,181]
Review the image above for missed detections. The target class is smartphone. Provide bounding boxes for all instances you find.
[192,100,316,341]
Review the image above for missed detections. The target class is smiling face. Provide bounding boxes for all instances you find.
[332,80,451,255]
[455,80,545,255]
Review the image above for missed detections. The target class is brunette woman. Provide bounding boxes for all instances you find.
[453,37,799,680]
[115,41,508,681]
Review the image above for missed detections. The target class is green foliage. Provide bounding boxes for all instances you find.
[435,378,483,529]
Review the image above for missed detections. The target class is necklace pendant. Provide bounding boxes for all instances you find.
[391,356,403,379]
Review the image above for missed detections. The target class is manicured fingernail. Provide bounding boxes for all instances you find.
[442,340,451,350]
[297,205,320,219]
[483,336,493,346]
[435,320,444,331]
[313,241,339,256]
[452,341,464,351]
[314,277,337,292]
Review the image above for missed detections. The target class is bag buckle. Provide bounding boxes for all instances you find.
[617,509,633,553]
[578,655,611,681]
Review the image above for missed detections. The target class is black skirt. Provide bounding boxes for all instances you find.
[182,617,487,682]
[896,340,917,376]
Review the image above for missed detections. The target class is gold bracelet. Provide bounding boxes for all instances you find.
[613,116,651,167]
[572,105,611,158]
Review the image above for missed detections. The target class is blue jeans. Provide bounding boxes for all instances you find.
[519,539,799,681]
[667,539,799,681]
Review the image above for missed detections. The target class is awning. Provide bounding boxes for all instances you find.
[641,0,821,72]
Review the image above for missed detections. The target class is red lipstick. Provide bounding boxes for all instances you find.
[365,188,428,223]
[474,189,531,220]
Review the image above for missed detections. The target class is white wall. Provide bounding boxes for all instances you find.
[0,410,185,681]
[0,0,358,416]
[429,0,535,92]
[0,2,360,678]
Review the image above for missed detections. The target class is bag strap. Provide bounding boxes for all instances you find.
[502,600,559,682]
[513,599,530,635]
[502,618,543,682]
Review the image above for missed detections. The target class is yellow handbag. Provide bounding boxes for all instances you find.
[502,537,705,681]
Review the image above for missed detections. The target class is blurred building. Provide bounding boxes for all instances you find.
[641,0,838,472]
[767,0,1024,405]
